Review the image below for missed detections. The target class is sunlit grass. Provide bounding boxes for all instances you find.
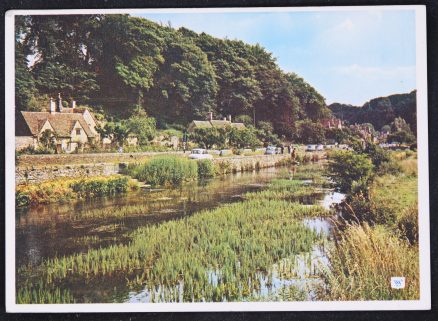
[319,223,419,300]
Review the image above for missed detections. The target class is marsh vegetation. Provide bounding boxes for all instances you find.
[16,150,419,303]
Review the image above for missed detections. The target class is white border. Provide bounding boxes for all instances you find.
[5,5,430,313]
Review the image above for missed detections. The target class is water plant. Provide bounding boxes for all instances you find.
[17,176,331,303]
[196,159,217,179]
[123,156,198,186]
[16,175,132,207]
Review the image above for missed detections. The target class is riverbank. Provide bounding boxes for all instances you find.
[320,150,419,300]
[16,152,308,185]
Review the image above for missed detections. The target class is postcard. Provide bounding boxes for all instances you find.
[5,5,430,312]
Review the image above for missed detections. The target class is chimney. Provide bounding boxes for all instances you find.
[71,99,76,109]
[49,97,56,113]
[228,115,232,122]
[57,93,63,112]
[207,112,213,121]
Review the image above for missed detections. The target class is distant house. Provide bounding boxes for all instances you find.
[188,113,246,133]
[349,123,377,144]
[16,94,99,153]
[320,118,343,130]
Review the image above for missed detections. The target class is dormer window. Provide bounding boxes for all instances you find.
[76,128,81,135]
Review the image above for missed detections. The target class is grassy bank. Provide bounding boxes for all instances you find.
[16,175,135,207]
[321,149,419,300]
[17,178,331,303]
[319,223,419,300]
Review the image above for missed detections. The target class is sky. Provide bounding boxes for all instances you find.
[135,9,416,106]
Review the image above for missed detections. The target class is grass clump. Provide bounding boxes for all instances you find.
[319,223,419,300]
[196,159,217,179]
[245,179,324,203]
[123,156,198,186]
[17,281,75,304]
[16,175,132,207]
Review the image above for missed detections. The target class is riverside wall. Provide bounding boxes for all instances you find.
[16,153,294,185]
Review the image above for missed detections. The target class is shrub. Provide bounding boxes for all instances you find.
[197,159,216,179]
[377,159,402,175]
[124,156,198,186]
[16,176,130,206]
[397,202,418,244]
[327,151,374,193]
[70,176,129,198]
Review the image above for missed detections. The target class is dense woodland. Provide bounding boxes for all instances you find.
[15,15,330,139]
[15,14,416,147]
[329,91,417,134]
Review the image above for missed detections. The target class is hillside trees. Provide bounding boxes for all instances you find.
[328,91,417,134]
[18,15,101,104]
[16,14,332,140]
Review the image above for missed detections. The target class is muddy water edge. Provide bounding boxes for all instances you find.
[16,162,344,303]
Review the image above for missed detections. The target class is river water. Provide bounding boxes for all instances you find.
[16,164,344,302]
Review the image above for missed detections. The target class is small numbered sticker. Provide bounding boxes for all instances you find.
[391,277,405,289]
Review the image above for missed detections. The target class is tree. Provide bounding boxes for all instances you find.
[234,115,253,126]
[387,130,415,144]
[190,127,224,149]
[39,129,56,149]
[96,121,130,147]
[325,128,350,144]
[256,121,280,146]
[228,127,260,150]
[125,107,157,145]
[327,151,374,193]
[296,120,325,144]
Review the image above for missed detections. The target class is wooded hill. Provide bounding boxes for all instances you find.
[329,91,417,134]
[15,14,331,139]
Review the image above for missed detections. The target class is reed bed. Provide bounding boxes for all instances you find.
[319,223,419,300]
[244,179,326,203]
[123,156,198,186]
[18,178,331,303]
[17,280,75,304]
[16,175,132,207]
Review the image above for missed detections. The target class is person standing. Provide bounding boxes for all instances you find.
[291,147,296,162]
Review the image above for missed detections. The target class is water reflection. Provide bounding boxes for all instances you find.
[16,167,285,267]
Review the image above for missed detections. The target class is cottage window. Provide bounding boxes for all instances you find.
[76,128,81,135]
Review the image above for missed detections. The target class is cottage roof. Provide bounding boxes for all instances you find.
[209,120,231,127]
[189,119,246,131]
[20,111,95,138]
[191,120,212,129]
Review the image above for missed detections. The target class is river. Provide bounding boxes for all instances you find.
[16,164,344,302]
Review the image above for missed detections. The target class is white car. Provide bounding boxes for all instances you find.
[306,144,316,152]
[316,144,324,151]
[265,146,277,155]
[188,148,213,159]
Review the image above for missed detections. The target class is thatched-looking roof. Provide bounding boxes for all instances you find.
[188,119,246,132]
[19,111,95,138]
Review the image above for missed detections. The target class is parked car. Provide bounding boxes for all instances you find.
[265,146,277,155]
[316,144,324,151]
[306,144,317,152]
[188,148,213,159]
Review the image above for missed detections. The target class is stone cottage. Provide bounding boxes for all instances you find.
[16,94,99,153]
[188,112,246,133]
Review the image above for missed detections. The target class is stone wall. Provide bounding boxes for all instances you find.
[16,153,292,185]
[16,162,121,185]
[212,154,290,173]
[17,151,184,167]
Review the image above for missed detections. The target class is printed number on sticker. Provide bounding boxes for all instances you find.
[391,277,405,289]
